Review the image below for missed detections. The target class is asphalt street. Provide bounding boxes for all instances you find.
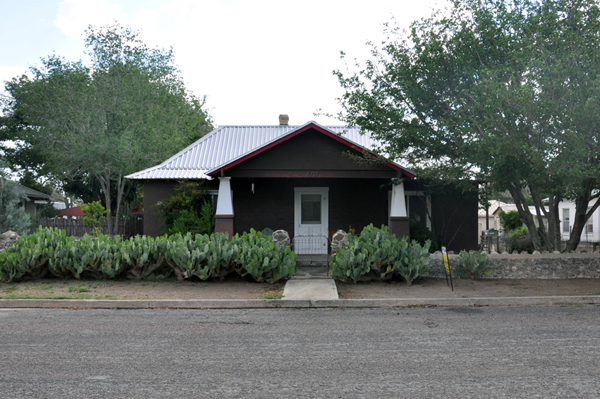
[1,306,599,398]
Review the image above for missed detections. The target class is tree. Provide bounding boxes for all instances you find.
[335,0,600,251]
[0,163,31,236]
[4,22,213,235]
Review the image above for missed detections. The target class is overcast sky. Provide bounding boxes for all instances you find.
[0,0,448,126]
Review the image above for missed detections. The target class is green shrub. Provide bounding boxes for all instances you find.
[0,227,73,282]
[1,227,297,284]
[156,181,213,235]
[410,222,440,253]
[329,224,431,285]
[234,229,297,283]
[454,250,491,279]
[390,239,432,285]
[0,174,31,236]
[121,235,169,280]
[509,225,533,253]
[498,209,524,231]
[80,201,107,227]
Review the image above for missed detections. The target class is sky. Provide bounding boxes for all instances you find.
[0,0,448,126]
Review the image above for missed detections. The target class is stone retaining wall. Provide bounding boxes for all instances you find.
[426,252,600,279]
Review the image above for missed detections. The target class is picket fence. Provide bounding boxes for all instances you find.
[39,214,144,238]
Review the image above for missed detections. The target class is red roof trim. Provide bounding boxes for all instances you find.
[207,123,415,179]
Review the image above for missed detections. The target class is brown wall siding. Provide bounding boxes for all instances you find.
[142,180,177,237]
[231,178,390,237]
[431,188,479,251]
[228,129,398,179]
[142,177,478,250]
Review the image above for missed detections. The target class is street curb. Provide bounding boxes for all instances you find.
[1,295,599,309]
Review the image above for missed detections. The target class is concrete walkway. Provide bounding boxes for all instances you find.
[282,266,339,300]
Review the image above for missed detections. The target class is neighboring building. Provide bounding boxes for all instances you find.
[492,204,549,232]
[13,184,53,217]
[559,199,600,246]
[478,200,508,235]
[126,118,478,252]
[58,206,85,220]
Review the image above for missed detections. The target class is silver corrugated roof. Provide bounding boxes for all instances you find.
[126,121,406,180]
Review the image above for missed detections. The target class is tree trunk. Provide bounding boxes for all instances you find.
[507,183,544,251]
[97,173,113,235]
[112,174,127,236]
[565,178,600,252]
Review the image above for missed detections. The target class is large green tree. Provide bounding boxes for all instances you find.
[335,0,600,251]
[4,23,213,234]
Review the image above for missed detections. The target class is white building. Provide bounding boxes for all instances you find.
[559,200,600,245]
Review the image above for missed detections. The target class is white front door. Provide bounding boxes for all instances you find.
[294,187,329,254]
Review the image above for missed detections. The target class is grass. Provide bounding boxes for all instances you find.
[0,278,280,300]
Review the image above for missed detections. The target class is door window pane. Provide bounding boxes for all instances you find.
[301,194,321,224]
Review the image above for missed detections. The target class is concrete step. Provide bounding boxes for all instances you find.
[292,266,330,279]
[282,278,339,300]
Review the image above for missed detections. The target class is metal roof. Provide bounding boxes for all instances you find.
[126,121,412,180]
[13,184,53,201]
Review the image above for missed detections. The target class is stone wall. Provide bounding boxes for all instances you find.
[426,252,600,279]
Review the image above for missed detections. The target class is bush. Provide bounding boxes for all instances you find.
[329,224,430,285]
[234,229,297,283]
[509,225,533,253]
[0,175,31,236]
[498,209,524,231]
[1,227,297,284]
[156,181,214,235]
[410,222,440,253]
[454,250,491,279]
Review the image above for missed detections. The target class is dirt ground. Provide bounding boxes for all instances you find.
[0,278,286,300]
[1,277,599,301]
[336,278,600,299]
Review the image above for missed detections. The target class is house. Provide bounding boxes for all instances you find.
[57,206,85,220]
[492,204,549,232]
[126,117,478,252]
[478,200,508,238]
[559,199,599,247]
[13,184,53,217]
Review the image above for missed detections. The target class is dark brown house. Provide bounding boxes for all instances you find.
[126,118,477,252]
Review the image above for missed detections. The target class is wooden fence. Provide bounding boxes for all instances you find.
[39,214,144,238]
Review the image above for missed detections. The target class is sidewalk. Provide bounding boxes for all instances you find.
[1,272,599,309]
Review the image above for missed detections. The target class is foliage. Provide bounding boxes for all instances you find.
[4,22,213,235]
[498,209,524,232]
[0,227,72,282]
[80,201,107,227]
[0,171,31,236]
[38,203,60,219]
[334,0,600,252]
[1,227,297,284]
[234,229,297,283]
[454,250,492,279]
[409,222,440,253]
[156,181,213,235]
[329,224,430,285]
[509,225,534,254]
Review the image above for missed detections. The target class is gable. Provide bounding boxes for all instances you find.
[127,121,416,180]
[222,127,403,179]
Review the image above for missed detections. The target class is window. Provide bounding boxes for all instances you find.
[586,208,593,233]
[301,194,321,224]
[562,208,570,233]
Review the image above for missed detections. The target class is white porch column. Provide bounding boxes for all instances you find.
[216,177,234,216]
[389,179,410,239]
[215,177,234,237]
[390,180,407,217]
